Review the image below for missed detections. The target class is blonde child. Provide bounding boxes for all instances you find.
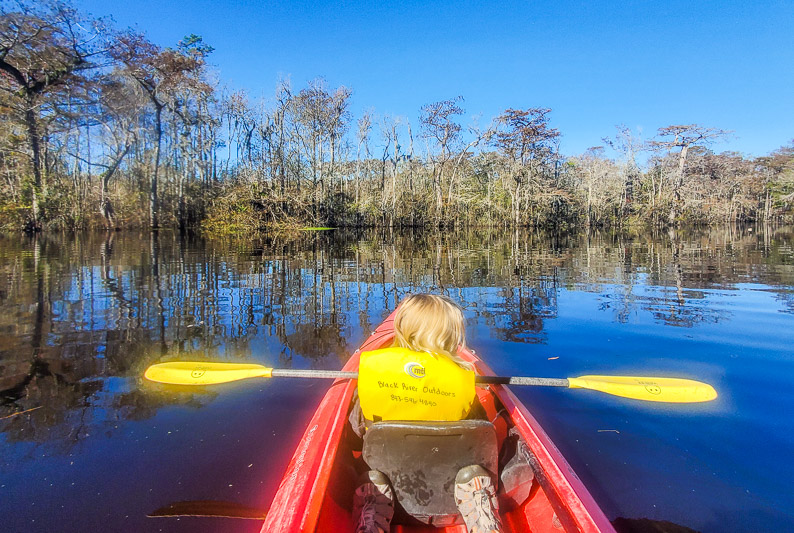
[352,294,502,533]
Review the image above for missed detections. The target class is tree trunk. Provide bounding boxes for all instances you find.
[24,102,43,231]
[764,187,771,223]
[435,162,444,221]
[669,145,690,225]
[151,104,163,229]
[586,169,593,228]
[100,143,132,229]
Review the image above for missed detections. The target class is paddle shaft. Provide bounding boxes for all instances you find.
[478,375,570,387]
[270,369,569,387]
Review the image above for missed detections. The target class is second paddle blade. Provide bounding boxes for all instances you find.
[568,375,718,403]
[144,362,272,385]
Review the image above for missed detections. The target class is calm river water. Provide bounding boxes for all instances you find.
[1,227,792,533]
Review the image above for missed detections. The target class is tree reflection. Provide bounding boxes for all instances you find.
[0,226,792,453]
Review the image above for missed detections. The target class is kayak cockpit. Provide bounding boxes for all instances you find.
[310,383,568,532]
[362,419,498,526]
[262,313,614,533]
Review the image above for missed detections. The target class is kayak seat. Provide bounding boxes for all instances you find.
[362,419,498,526]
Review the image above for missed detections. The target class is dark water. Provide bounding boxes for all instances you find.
[1,227,792,533]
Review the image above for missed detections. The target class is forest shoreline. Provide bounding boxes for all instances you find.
[1,2,792,235]
[4,220,788,245]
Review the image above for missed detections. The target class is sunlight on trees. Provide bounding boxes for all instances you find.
[0,1,791,232]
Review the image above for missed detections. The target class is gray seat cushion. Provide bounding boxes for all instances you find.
[362,419,498,526]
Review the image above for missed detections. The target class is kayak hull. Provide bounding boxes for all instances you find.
[262,311,615,532]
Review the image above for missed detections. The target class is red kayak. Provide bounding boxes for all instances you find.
[262,311,615,532]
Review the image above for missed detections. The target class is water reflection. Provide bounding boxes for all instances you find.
[0,226,793,532]
[2,227,793,447]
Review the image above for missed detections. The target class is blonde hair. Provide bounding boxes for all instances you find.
[392,293,470,368]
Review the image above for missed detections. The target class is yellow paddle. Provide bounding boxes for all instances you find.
[144,362,717,403]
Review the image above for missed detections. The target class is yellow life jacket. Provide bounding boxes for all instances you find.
[358,347,475,422]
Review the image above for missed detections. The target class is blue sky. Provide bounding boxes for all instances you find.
[78,0,793,157]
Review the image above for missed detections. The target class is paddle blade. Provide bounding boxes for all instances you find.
[144,362,272,385]
[567,375,718,403]
[148,500,267,519]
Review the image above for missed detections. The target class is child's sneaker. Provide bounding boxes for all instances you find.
[454,465,502,533]
[353,470,394,533]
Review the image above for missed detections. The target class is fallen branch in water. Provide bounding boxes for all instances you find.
[0,406,42,421]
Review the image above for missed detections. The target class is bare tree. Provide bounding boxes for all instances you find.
[355,110,372,207]
[756,142,794,222]
[650,124,729,224]
[570,147,624,227]
[420,97,463,222]
[94,77,139,227]
[110,31,206,229]
[0,0,105,230]
[290,78,351,221]
[492,108,560,225]
[603,124,643,212]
